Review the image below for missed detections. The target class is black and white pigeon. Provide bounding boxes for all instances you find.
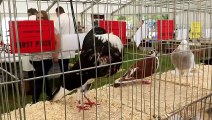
[50,27,123,111]
[171,40,195,77]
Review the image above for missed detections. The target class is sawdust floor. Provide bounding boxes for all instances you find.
[2,64,212,120]
[158,64,212,89]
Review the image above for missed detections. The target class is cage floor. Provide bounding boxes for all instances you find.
[158,64,212,90]
[1,64,212,120]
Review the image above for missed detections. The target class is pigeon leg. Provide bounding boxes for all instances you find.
[76,100,90,112]
[76,79,97,111]
[185,68,193,77]
[76,89,90,112]
[84,94,100,107]
[171,68,180,77]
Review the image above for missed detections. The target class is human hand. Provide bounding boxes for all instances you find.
[53,53,59,63]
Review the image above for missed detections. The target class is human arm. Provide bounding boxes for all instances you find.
[53,33,61,62]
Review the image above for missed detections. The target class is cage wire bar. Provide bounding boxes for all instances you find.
[0,0,212,120]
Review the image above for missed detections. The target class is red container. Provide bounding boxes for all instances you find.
[157,20,174,40]
[99,20,126,45]
[9,20,55,53]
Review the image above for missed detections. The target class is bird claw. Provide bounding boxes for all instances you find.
[84,101,100,107]
[76,99,100,112]
[76,105,90,112]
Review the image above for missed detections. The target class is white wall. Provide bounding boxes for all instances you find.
[176,11,212,28]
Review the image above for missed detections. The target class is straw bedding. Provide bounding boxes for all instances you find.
[1,64,211,120]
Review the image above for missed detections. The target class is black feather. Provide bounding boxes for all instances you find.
[82,27,107,50]
[51,27,123,98]
[200,58,212,65]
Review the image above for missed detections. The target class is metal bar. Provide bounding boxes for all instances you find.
[80,0,101,14]
[110,0,135,15]
[164,93,212,120]
[45,0,57,12]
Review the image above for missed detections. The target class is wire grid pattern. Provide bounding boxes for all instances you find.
[0,0,212,120]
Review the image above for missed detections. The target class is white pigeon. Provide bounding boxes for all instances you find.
[171,40,195,77]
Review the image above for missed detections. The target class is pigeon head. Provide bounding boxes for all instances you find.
[148,49,159,57]
[177,40,190,50]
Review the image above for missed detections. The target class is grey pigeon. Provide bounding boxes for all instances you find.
[171,40,195,76]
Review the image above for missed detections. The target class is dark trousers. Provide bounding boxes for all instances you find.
[58,59,69,72]
[58,59,69,81]
[30,60,53,103]
[24,71,34,95]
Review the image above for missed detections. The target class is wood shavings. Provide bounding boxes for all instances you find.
[1,87,149,120]
[158,64,212,89]
[1,64,211,120]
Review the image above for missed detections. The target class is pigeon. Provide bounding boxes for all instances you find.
[171,40,195,77]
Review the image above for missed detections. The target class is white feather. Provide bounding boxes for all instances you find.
[177,39,190,51]
[86,78,95,84]
[130,68,137,76]
[81,78,95,91]
[156,57,159,70]
[52,86,72,101]
[171,40,195,76]
[95,33,123,52]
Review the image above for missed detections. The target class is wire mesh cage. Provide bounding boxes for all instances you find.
[0,0,212,120]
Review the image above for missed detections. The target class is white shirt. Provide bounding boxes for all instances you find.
[133,22,147,47]
[54,13,75,34]
[22,15,37,71]
[54,13,75,59]
[29,15,36,20]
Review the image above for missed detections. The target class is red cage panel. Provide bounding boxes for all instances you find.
[9,20,55,53]
[157,20,174,40]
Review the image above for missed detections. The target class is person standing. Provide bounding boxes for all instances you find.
[77,21,84,33]
[54,6,75,72]
[27,8,37,20]
[22,8,38,95]
[30,10,60,103]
